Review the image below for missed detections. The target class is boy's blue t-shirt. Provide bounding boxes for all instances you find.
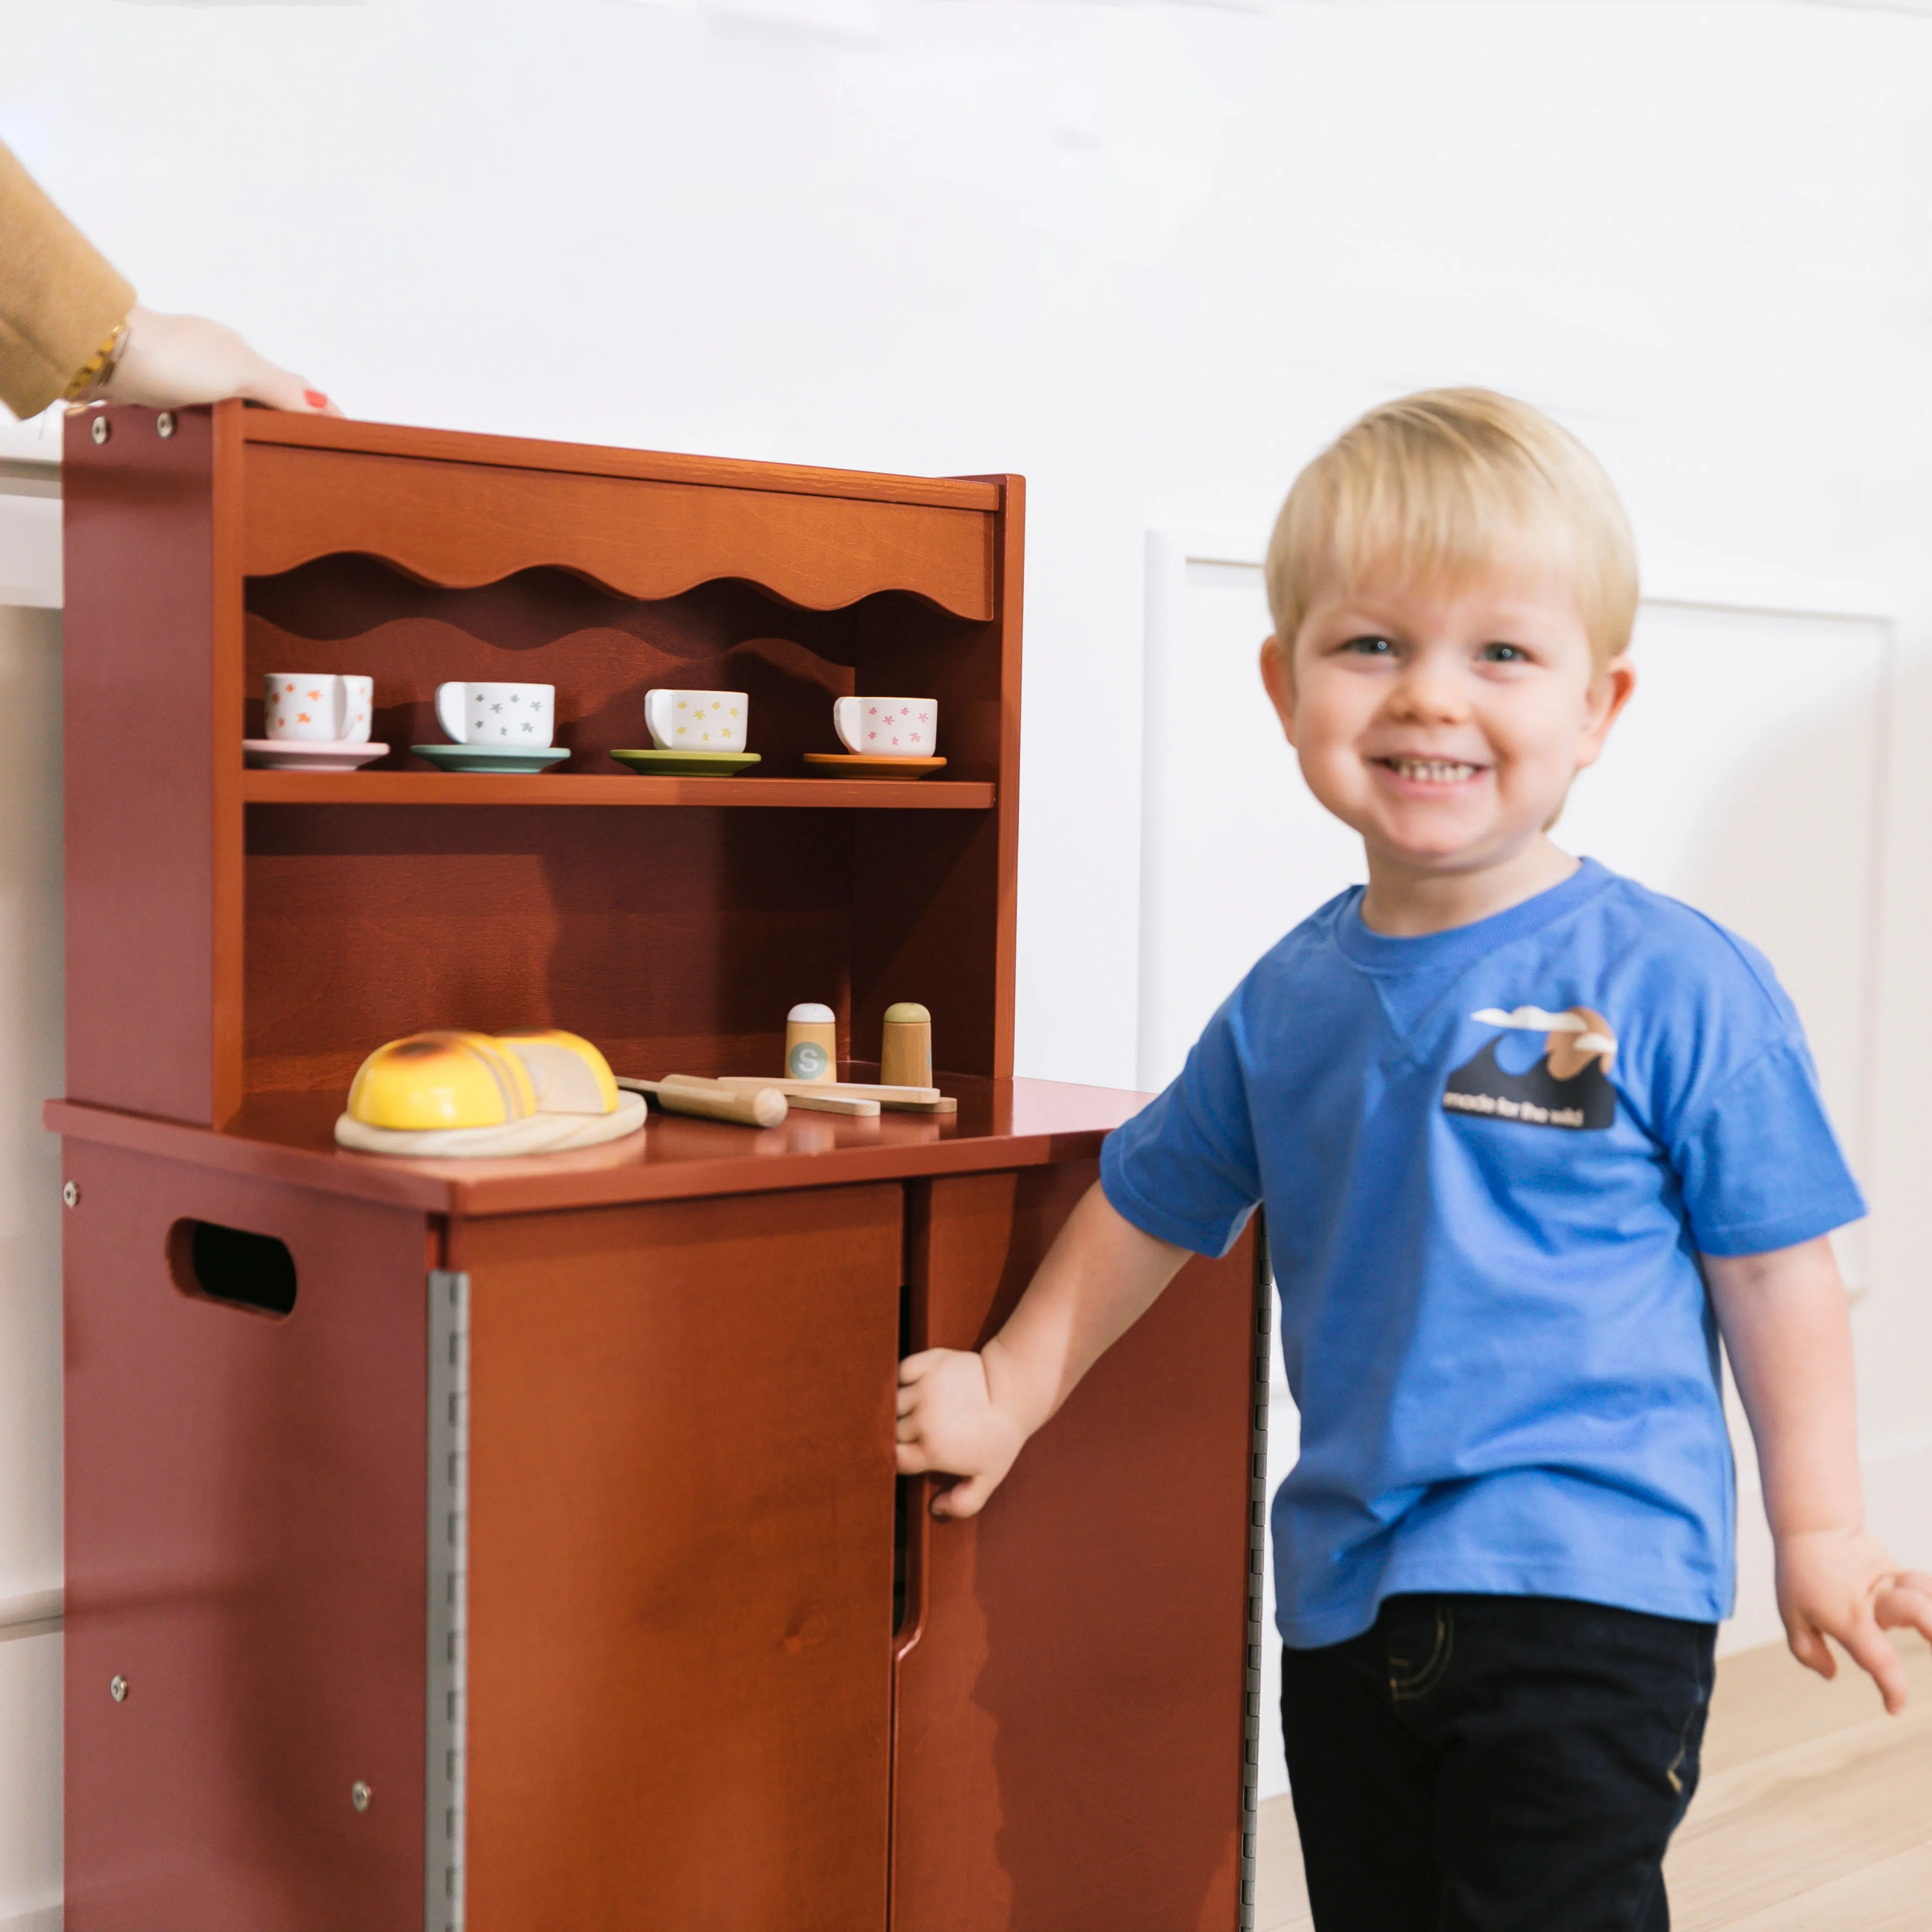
[1101,859,1865,1649]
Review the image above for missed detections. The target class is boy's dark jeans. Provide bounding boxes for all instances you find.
[1280,1593,1717,1932]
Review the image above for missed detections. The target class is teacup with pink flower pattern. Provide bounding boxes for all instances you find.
[833,696,938,758]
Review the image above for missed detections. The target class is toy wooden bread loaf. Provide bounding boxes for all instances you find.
[337,1029,645,1156]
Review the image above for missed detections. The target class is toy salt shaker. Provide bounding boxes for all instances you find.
[880,1002,932,1089]
[785,1003,838,1084]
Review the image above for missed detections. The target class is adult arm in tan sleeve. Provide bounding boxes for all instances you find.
[0,140,340,419]
[0,141,133,418]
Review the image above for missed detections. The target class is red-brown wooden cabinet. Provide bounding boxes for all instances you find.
[52,404,1268,1932]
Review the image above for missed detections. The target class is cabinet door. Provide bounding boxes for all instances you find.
[62,1143,430,1932]
[892,1165,1260,1932]
[460,1183,903,1932]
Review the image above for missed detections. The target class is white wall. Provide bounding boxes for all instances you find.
[1142,550,1922,1800]
[6,0,1932,1911]
[0,585,64,1932]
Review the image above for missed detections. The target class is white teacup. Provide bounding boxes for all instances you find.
[435,682,554,747]
[264,673,373,744]
[834,696,938,757]
[645,689,748,751]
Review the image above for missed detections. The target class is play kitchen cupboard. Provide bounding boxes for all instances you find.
[52,404,1268,1932]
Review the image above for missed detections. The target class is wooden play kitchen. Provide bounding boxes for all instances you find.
[51,403,1268,1932]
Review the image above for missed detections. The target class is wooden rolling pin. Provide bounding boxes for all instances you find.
[705,1075,940,1108]
[663,1073,877,1118]
[712,1084,878,1117]
[616,1076,787,1128]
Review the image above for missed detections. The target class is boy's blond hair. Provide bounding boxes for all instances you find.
[1264,388,1638,670]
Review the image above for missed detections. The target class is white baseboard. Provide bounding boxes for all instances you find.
[0,1901,61,1932]
[0,1590,61,1644]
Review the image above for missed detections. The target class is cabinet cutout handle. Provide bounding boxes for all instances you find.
[167,1220,298,1318]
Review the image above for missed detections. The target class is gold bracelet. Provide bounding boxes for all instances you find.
[62,317,129,405]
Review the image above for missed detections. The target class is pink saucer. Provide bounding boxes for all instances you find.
[243,739,389,772]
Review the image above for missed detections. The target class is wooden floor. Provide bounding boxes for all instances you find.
[1256,1635,1932,1931]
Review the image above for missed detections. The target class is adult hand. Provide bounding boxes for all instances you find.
[1776,1524,1932,1714]
[105,305,341,414]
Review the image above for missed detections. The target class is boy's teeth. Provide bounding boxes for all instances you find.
[1387,757,1478,783]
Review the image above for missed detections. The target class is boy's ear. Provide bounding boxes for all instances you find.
[1574,653,1637,771]
[1259,634,1298,746]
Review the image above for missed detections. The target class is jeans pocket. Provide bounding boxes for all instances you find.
[1386,1601,1455,1703]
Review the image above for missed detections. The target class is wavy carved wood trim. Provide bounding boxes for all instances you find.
[240,446,997,619]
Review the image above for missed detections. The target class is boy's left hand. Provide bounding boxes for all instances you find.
[1775,1525,1932,1714]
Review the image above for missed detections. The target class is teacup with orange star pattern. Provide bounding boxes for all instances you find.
[264,673,373,744]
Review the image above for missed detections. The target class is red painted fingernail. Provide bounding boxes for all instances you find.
[304,390,329,410]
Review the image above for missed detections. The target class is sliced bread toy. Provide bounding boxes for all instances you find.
[336,1027,644,1157]
[345,1030,537,1130]
[496,1029,622,1114]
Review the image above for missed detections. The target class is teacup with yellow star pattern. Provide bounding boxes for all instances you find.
[645,689,749,752]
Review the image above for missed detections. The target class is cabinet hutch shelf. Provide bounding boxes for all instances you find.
[241,769,996,808]
[56,404,1264,1932]
[64,402,1025,1128]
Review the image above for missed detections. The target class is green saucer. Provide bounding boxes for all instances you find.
[610,749,761,778]
[412,743,570,774]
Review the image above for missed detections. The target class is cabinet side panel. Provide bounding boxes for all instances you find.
[461,1184,902,1932]
[987,475,1022,1078]
[848,473,1019,1080]
[62,1141,428,1931]
[62,405,220,1122]
[892,1166,1254,1932]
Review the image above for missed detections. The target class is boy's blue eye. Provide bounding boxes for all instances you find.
[1481,642,1526,662]
[1343,635,1394,656]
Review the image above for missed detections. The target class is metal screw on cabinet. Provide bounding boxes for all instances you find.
[156,412,175,439]
[110,1675,128,1703]
[350,1780,371,1812]
[62,1181,78,1208]
[90,416,109,445]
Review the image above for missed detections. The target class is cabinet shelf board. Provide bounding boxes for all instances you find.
[241,770,995,809]
[44,1078,1146,1217]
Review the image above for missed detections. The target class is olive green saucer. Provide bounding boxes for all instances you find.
[610,749,761,778]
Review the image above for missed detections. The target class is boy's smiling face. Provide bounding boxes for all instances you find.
[1261,565,1634,891]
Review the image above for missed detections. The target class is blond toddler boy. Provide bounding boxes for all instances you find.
[895,390,1932,1930]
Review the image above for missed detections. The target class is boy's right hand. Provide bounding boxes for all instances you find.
[895,1344,1032,1519]
[894,1182,1191,1520]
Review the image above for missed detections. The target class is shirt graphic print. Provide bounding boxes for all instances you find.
[1442,1003,1619,1130]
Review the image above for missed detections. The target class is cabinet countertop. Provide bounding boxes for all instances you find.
[45,1076,1146,1219]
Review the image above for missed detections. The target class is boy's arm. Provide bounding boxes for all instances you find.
[1704,1235,1932,1713]
[895,1180,1193,1518]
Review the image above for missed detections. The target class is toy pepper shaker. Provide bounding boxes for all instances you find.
[785,1003,838,1084]
[880,1002,932,1088]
